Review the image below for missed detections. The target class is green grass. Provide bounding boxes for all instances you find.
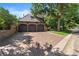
[50,31,70,37]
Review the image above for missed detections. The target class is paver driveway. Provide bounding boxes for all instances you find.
[0,32,64,56]
[26,32,64,46]
[0,32,64,47]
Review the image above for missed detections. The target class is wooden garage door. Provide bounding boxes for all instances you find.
[28,24,36,32]
[37,24,44,32]
[18,24,27,32]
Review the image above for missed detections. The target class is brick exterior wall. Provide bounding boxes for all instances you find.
[0,25,16,40]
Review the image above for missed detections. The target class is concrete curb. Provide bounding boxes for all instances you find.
[53,34,72,51]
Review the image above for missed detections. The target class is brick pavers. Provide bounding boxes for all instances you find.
[26,32,64,46]
[0,32,64,47]
[0,32,64,56]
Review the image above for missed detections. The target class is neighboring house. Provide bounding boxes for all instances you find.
[18,14,47,32]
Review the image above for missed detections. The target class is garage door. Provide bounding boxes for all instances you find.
[18,24,27,32]
[37,24,44,32]
[28,24,36,32]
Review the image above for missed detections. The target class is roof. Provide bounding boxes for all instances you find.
[19,14,44,23]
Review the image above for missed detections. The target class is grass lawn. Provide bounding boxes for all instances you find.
[50,31,70,37]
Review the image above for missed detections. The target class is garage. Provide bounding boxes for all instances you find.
[18,24,27,32]
[18,14,46,32]
[28,24,36,32]
[37,24,44,32]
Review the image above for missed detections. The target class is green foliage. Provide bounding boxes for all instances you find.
[31,3,79,31]
[31,3,44,16]
[0,17,5,29]
[0,7,18,30]
[50,31,69,37]
[44,15,57,30]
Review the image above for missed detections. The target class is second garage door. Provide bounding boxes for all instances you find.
[28,24,36,32]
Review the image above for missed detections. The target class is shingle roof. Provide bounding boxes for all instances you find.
[19,14,44,23]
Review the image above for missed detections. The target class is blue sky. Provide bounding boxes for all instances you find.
[0,3,32,18]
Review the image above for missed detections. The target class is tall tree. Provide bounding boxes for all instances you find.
[0,7,18,30]
[31,3,79,31]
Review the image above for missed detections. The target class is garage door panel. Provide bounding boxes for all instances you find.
[28,24,36,32]
[18,24,27,32]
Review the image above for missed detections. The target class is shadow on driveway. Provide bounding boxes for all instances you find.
[0,32,33,47]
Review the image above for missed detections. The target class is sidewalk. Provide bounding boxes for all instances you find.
[62,35,75,55]
[63,33,79,55]
[53,34,72,52]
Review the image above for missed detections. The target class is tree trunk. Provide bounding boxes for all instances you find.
[57,18,61,31]
[57,4,64,31]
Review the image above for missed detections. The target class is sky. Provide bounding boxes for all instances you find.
[0,3,32,18]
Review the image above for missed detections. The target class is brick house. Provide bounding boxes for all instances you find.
[18,14,47,32]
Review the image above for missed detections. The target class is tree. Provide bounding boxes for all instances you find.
[0,7,18,30]
[0,17,5,29]
[31,3,79,31]
[31,3,45,18]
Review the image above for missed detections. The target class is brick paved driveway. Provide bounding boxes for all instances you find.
[0,32,64,47]
[9,32,63,46]
[27,32,64,46]
[0,32,64,56]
